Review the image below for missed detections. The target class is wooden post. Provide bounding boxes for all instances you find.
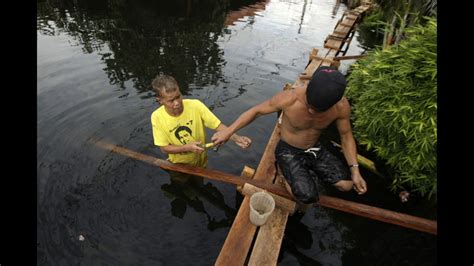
[237,165,256,192]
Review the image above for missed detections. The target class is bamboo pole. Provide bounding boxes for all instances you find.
[330,140,384,177]
[90,139,437,235]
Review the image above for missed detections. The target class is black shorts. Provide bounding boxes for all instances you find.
[275,140,351,204]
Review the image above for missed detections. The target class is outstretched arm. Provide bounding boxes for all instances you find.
[159,142,205,155]
[211,90,292,145]
[335,98,367,195]
[215,123,252,149]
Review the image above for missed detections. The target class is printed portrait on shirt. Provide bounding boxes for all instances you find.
[174,125,195,144]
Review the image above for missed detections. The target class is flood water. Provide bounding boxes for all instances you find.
[37,0,436,265]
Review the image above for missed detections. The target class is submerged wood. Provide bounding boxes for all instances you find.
[91,139,437,235]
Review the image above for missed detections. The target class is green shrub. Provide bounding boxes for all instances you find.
[346,18,437,199]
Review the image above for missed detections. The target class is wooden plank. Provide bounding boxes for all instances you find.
[344,11,360,16]
[247,208,289,266]
[248,169,291,265]
[216,96,285,265]
[318,196,437,235]
[324,49,339,59]
[334,25,350,35]
[339,22,355,27]
[237,165,256,192]
[333,30,347,36]
[326,34,346,42]
[246,50,329,264]
[309,48,319,60]
[241,183,296,214]
[92,139,291,198]
[252,124,282,181]
[324,42,342,50]
[334,54,367,61]
[300,50,325,80]
[217,80,298,265]
[215,196,257,266]
[331,60,341,68]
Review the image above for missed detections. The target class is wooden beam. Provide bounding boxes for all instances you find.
[318,196,437,235]
[326,35,347,42]
[90,122,437,235]
[300,50,326,80]
[330,60,341,68]
[324,43,342,50]
[334,54,367,61]
[91,139,290,198]
[300,56,333,79]
[248,207,288,266]
[339,22,354,27]
[215,196,256,266]
[216,111,284,265]
[246,86,297,266]
[237,165,256,192]
[241,183,296,214]
[333,30,347,36]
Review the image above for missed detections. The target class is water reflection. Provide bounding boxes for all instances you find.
[225,0,269,26]
[161,172,236,231]
[332,0,342,18]
[37,0,267,96]
[280,213,321,265]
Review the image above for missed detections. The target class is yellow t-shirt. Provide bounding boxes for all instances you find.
[151,99,221,167]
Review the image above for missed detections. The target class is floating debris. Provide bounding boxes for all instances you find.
[399,191,410,203]
[78,235,85,241]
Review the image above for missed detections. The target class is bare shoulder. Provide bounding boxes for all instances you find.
[335,96,351,118]
[269,89,298,109]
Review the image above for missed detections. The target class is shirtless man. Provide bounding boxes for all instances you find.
[211,66,367,204]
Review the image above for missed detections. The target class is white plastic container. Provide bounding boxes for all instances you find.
[249,191,275,226]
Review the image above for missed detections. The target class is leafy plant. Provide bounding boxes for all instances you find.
[347,18,437,199]
[358,0,436,48]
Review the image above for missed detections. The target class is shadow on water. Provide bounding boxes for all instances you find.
[161,172,237,231]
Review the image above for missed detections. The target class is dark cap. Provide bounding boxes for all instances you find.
[306,66,347,111]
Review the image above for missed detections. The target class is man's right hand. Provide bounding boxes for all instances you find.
[211,129,233,146]
[186,141,205,154]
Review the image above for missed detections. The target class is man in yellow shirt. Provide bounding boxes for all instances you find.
[151,74,251,168]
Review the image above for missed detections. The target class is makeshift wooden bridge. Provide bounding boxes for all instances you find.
[215,2,433,265]
[91,1,437,265]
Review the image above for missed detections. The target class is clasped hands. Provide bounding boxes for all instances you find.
[212,130,251,149]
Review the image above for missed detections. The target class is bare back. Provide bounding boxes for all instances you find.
[279,87,347,149]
